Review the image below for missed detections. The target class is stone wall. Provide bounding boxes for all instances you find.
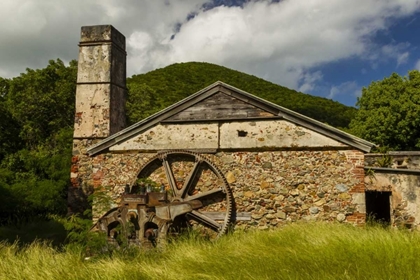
[212,150,366,228]
[71,148,366,227]
[365,151,420,169]
[110,120,348,152]
[364,171,420,228]
[364,152,420,228]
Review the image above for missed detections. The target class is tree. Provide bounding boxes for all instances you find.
[5,59,77,148]
[350,70,420,150]
[0,77,9,97]
[0,60,76,224]
[0,101,22,161]
[126,83,159,125]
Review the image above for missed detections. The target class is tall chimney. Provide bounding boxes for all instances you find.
[69,25,126,214]
[74,25,126,138]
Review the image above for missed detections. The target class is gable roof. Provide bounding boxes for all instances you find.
[87,81,375,155]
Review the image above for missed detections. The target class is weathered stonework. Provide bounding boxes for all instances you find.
[364,172,419,228]
[72,148,366,227]
[69,25,127,213]
[110,120,348,152]
[364,152,420,229]
[69,139,96,213]
[219,121,348,149]
[111,123,220,151]
[73,25,126,139]
[214,150,366,228]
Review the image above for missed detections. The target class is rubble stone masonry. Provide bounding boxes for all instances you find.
[70,148,366,227]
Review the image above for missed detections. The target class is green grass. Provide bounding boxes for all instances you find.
[1,222,420,280]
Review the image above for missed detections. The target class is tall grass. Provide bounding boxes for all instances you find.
[1,222,419,280]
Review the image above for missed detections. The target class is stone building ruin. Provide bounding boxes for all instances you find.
[69,25,420,232]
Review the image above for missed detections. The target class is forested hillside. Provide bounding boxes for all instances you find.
[127,62,356,127]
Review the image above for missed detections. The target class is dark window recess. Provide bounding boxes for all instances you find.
[365,191,391,225]
[237,130,248,137]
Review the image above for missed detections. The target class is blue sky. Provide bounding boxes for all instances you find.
[309,12,420,106]
[0,0,419,107]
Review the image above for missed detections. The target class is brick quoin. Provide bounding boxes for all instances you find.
[347,213,366,225]
[93,170,104,181]
[70,164,78,173]
[349,184,365,193]
[93,180,102,188]
[71,156,79,164]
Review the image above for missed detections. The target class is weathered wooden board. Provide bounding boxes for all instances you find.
[167,92,275,121]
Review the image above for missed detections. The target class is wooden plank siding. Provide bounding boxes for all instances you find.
[167,92,275,121]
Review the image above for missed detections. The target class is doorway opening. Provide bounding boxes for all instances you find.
[365,191,391,225]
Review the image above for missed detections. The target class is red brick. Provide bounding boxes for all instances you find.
[70,178,79,187]
[71,156,79,164]
[93,171,103,180]
[71,164,78,173]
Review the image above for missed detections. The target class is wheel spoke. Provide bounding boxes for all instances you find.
[188,210,221,231]
[180,159,201,199]
[162,157,178,196]
[131,150,234,243]
[184,188,223,202]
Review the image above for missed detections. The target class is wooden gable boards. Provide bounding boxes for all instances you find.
[165,91,275,121]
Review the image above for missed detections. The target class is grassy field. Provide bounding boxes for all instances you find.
[1,222,419,280]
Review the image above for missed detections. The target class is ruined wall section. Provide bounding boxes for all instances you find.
[364,152,420,228]
[365,152,420,169]
[365,172,420,228]
[70,139,153,216]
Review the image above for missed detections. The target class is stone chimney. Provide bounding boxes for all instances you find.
[69,25,126,214]
[74,25,126,139]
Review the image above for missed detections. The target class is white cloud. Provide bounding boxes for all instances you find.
[0,0,419,98]
[397,52,410,66]
[381,42,411,67]
[328,81,360,99]
[415,59,420,71]
[0,0,207,78]
[128,0,420,89]
[298,71,323,93]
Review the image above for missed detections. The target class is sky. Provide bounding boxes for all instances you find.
[1,0,420,107]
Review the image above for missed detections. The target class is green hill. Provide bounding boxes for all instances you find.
[127,62,356,128]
